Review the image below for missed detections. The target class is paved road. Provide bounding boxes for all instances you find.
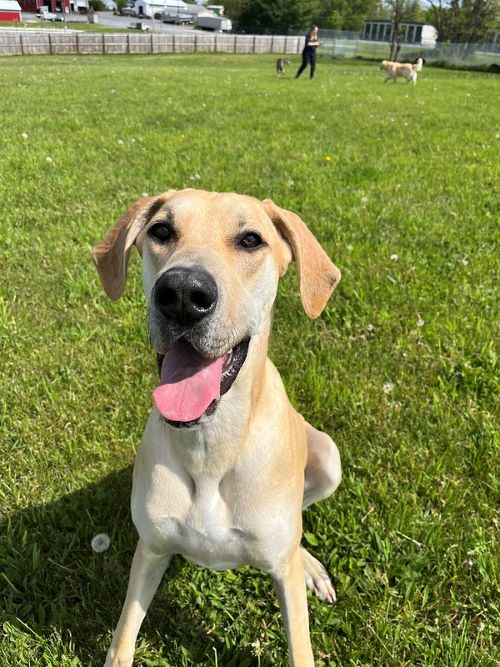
[21,11,208,34]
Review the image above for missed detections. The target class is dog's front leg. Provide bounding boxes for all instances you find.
[104,540,171,667]
[272,547,314,667]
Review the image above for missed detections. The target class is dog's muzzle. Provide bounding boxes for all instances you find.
[150,267,249,429]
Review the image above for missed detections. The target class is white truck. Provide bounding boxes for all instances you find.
[194,14,231,32]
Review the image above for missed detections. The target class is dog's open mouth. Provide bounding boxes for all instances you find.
[153,337,250,428]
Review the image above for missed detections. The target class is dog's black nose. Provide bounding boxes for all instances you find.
[154,267,218,325]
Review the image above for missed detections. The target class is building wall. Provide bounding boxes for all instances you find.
[0,9,21,18]
[363,21,437,48]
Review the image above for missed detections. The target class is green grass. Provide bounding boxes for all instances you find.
[0,54,498,666]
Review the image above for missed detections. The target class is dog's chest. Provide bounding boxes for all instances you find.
[144,478,254,570]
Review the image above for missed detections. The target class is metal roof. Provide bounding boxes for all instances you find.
[0,0,22,10]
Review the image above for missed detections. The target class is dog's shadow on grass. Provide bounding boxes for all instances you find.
[1,467,260,666]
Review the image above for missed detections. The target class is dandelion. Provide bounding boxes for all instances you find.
[383,382,394,394]
[324,156,332,161]
[390,254,399,261]
[91,533,111,553]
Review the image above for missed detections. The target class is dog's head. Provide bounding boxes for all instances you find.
[93,189,340,426]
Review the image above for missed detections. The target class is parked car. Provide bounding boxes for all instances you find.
[37,7,64,21]
[43,12,64,21]
[120,7,136,16]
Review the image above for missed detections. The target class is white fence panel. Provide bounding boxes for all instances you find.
[104,34,128,54]
[128,33,150,54]
[0,33,21,55]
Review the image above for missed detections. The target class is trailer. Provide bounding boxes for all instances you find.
[194,13,231,32]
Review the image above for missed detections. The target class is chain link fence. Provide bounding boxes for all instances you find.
[0,27,498,67]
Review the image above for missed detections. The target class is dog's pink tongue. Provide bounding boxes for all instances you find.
[153,339,225,422]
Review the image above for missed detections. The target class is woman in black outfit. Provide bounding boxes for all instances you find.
[295,25,321,80]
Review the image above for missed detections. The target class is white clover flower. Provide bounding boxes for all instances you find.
[461,257,469,266]
[45,156,53,163]
[288,179,295,187]
[91,533,111,553]
[361,196,369,205]
[117,139,124,145]
[390,254,399,261]
[383,382,394,394]
[141,192,149,197]
[189,174,201,181]
[21,132,28,140]
[310,115,315,120]
[417,316,425,327]
[367,324,375,333]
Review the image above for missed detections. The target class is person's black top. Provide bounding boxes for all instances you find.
[304,30,318,54]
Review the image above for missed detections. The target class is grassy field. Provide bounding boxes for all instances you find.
[0,54,498,666]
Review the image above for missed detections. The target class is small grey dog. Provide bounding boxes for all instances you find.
[276,58,291,75]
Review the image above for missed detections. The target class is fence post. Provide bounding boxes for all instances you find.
[48,33,53,55]
[194,33,197,53]
[252,35,256,53]
[127,33,130,54]
[214,35,217,53]
[76,33,79,54]
[270,35,274,53]
[234,34,237,53]
[173,34,176,53]
[150,32,154,53]
[19,33,24,56]
[102,33,105,55]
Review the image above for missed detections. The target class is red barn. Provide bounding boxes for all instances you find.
[0,0,22,20]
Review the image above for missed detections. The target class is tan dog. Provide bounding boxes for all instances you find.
[93,189,342,667]
[380,57,424,84]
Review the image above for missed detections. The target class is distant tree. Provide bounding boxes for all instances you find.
[383,0,418,59]
[221,0,251,31]
[318,0,380,31]
[425,0,498,46]
[237,0,319,33]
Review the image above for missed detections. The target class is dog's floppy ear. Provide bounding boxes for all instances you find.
[92,192,173,300]
[263,199,341,319]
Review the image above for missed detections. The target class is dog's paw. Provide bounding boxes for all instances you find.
[301,547,336,603]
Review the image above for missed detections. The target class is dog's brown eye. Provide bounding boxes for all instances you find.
[149,223,172,243]
[239,232,263,250]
